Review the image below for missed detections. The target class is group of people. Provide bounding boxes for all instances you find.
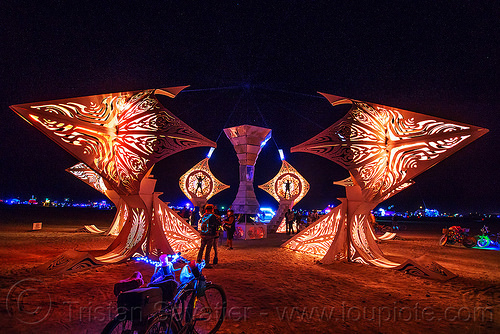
[196,204,236,268]
[285,208,320,235]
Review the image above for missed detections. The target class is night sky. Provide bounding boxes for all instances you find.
[1,2,498,214]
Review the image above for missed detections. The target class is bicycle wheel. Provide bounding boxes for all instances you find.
[191,283,227,334]
[145,313,179,334]
[477,236,490,248]
[101,317,134,334]
[463,236,476,248]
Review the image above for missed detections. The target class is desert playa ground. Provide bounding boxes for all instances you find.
[0,206,499,334]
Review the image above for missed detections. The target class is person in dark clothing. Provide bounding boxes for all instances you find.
[211,205,222,265]
[190,206,200,229]
[195,175,205,196]
[285,209,295,235]
[223,209,236,249]
[196,204,219,267]
[294,210,303,233]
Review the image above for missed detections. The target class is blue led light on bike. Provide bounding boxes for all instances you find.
[180,265,194,284]
[133,256,161,267]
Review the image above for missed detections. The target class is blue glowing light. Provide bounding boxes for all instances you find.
[278,149,285,161]
[260,207,276,216]
[133,253,182,268]
[207,147,215,158]
[134,256,161,267]
[260,137,270,147]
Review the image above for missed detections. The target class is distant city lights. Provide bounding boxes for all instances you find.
[1,196,114,209]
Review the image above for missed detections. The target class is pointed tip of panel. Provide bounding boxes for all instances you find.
[318,92,352,107]
[155,86,190,98]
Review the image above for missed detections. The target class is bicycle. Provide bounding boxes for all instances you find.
[476,225,500,249]
[145,258,226,334]
[102,254,226,334]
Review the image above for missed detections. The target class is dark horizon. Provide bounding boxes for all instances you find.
[1,2,498,214]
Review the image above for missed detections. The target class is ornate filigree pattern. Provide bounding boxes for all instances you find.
[95,206,147,263]
[258,160,310,205]
[285,94,487,276]
[292,93,488,202]
[179,158,230,203]
[11,88,216,195]
[276,218,287,233]
[107,203,128,236]
[11,87,218,266]
[66,163,108,194]
[125,208,147,254]
[350,214,375,261]
[156,200,201,252]
[283,207,342,256]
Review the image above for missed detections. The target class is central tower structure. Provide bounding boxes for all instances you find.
[224,125,271,215]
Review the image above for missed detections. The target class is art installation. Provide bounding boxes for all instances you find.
[67,162,125,235]
[377,232,397,241]
[10,87,215,273]
[258,160,310,232]
[224,125,271,239]
[179,158,230,208]
[283,93,488,280]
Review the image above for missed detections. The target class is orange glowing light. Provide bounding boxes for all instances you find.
[284,93,488,279]
[11,87,214,269]
[179,158,229,206]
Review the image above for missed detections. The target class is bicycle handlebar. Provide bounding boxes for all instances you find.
[132,252,190,267]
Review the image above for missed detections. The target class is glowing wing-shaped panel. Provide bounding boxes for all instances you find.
[10,87,216,195]
[66,162,108,195]
[292,93,488,202]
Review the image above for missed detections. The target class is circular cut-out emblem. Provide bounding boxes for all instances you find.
[275,173,302,200]
[186,170,213,198]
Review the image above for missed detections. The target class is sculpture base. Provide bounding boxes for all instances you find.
[37,250,103,275]
[395,254,457,281]
[234,222,268,240]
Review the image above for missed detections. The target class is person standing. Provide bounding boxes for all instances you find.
[223,209,236,249]
[190,206,200,230]
[196,204,218,268]
[294,210,302,233]
[285,209,295,235]
[211,205,222,265]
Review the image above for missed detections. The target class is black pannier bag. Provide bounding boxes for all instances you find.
[117,287,163,321]
[148,278,179,302]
